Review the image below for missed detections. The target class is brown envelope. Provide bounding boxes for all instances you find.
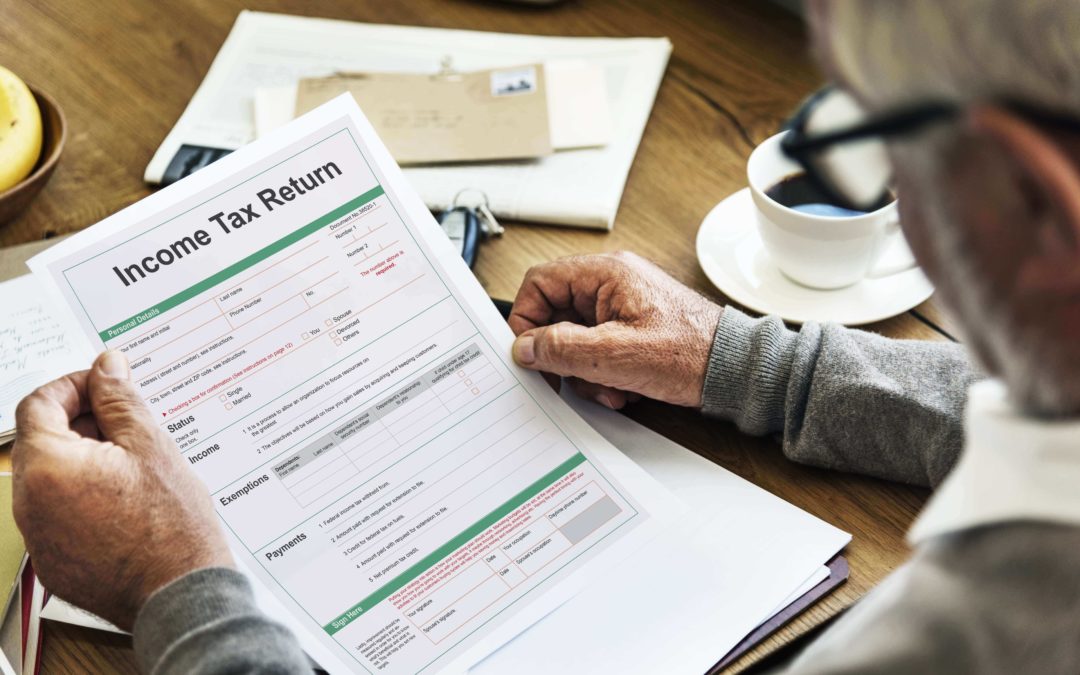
[295,65,553,165]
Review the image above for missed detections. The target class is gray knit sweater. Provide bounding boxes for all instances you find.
[132,308,1080,674]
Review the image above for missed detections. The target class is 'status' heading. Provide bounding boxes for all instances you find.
[111,162,344,288]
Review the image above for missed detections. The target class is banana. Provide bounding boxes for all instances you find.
[0,65,43,192]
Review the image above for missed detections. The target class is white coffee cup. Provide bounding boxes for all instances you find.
[747,132,916,290]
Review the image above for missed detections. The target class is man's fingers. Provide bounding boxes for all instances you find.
[71,414,102,440]
[13,371,93,472]
[508,261,570,335]
[86,351,159,454]
[509,257,607,336]
[14,370,91,435]
[513,321,625,385]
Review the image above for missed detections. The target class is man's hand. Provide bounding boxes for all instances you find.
[12,351,233,631]
[510,252,723,408]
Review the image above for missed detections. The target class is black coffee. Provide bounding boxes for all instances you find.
[765,173,893,217]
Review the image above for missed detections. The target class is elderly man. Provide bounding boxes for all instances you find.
[12,0,1080,672]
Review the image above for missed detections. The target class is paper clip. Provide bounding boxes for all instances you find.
[432,56,463,82]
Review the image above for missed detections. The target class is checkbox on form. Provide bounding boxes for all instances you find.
[457,370,466,378]
[464,379,472,386]
[471,387,480,395]
[302,332,310,340]
[334,338,342,346]
[219,394,227,402]
[325,319,333,326]
[225,403,233,410]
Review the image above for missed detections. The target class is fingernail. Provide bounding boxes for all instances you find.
[98,350,130,379]
[514,336,536,365]
[597,394,616,409]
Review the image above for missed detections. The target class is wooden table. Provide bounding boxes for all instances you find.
[0,0,956,672]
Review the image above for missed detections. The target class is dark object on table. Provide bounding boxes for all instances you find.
[437,206,482,268]
[161,144,232,186]
[713,555,850,672]
[492,297,513,319]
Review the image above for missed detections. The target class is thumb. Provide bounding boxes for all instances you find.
[87,351,157,452]
[513,322,623,384]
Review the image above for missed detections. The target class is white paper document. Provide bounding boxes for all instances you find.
[469,396,848,675]
[0,275,90,439]
[31,95,680,674]
[36,389,848,673]
[145,11,670,229]
[37,393,846,673]
[39,594,122,635]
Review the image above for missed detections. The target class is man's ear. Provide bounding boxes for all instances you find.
[967,105,1080,294]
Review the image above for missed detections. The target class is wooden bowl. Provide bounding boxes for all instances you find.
[0,87,66,226]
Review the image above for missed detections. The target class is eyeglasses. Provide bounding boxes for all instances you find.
[779,87,1080,212]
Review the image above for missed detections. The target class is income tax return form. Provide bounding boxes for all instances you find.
[30,96,848,673]
[29,95,684,673]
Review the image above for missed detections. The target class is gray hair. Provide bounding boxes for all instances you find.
[896,133,1075,414]
[817,0,1080,114]
[812,0,1080,414]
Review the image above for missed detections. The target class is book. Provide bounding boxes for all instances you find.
[18,564,43,675]
[0,475,25,619]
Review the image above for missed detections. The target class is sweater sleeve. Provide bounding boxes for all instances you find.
[133,567,312,675]
[701,307,980,487]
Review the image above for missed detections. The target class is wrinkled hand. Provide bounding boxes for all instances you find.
[510,252,723,408]
[12,351,233,631]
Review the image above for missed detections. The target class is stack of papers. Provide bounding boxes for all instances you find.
[145,11,671,229]
[470,395,847,673]
[0,474,42,675]
[256,60,612,163]
[0,563,45,675]
[0,475,24,618]
[25,96,845,672]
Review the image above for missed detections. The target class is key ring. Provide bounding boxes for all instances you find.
[452,189,504,236]
[452,188,489,210]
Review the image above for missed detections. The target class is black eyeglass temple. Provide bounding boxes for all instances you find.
[782,102,957,154]
[783,96,1080,157]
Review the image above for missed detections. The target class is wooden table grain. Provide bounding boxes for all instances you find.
[0,1,953,672]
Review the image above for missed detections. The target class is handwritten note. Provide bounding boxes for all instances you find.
[0,275,87,435]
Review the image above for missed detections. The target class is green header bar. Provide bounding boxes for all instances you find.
[99,185,385,342]
[323,452,588,635]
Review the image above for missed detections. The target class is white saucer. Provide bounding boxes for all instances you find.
[696,188,934,326]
